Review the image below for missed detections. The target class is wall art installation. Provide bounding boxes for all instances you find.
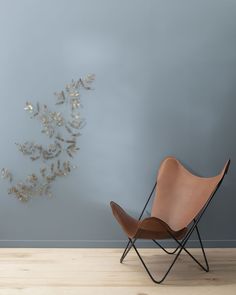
[1,74,95,202]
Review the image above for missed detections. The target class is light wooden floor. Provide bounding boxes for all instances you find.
[0,248,235,295]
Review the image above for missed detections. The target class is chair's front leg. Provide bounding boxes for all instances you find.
[166,227,209,272]
[129,238,185,284]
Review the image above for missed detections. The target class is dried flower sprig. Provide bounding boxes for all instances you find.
[1,168,13,182]
[16,141,63,161]
[1,75,95,201]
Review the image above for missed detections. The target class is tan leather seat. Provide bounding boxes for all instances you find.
[110,201,187,240]
[110,157,229,240]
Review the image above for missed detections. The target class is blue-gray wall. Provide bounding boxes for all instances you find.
[0,0,235,247]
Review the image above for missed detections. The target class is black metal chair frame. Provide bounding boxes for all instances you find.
[120,161,230,284]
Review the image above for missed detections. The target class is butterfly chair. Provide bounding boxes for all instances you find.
[110,157,230,284]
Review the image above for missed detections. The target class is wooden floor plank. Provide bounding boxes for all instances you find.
[0,248,235,294]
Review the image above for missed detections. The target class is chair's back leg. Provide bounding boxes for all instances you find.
[194,220,209,271]
[120,239,136,263]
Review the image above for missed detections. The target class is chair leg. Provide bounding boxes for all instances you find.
[129,238,186,284]
[176,242,209,272]
[121,235,208,271]
[120,224,209,283]
[127,231,209,284]
[121,238,180,263]
[165,229,209,272]
[195,225,209,272]
[153,234,209,272]
[120,240,134,263]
